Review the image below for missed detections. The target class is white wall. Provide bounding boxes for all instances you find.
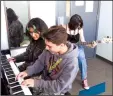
[29,1,56,28]
[96,1,112,62]
[1,1,56,50]
[5,1,29,32]
[1,1,9,50]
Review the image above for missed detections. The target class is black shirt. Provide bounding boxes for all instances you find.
[67,33,80,43]
[66,25,80,43]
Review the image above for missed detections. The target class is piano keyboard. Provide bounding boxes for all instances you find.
[1,54,32,95]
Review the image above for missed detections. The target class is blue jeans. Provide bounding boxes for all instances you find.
[78,45,87,80]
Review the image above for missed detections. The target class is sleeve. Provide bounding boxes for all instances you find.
[25,50,46,76]
[33,40,45,61]
[14,44,31,62]
[79,28,95,47]
[33,48,44,61]
[33,58,79,94]
[14,52,28,62]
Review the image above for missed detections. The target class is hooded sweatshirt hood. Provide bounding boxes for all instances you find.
[59,41,78,59]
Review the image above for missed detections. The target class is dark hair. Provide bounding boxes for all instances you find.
[43,26,68,45]
[68,14,83,30]
[6,8,18,25]
[26,18,48,40]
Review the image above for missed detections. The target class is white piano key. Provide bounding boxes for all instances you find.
[7,76,15,80]
[12,90,23,95]
[5,73,14,77]
[10,85,20,89]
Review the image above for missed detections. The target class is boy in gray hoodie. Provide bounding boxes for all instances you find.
[16,26,79,95]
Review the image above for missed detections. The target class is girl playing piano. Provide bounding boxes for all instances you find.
[8,18,48,72]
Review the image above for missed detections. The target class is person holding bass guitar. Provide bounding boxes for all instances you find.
[62,14,97,90]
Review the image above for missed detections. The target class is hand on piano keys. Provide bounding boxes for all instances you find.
[21,79,35,87]
[8,57,16,62]
[16,72,34,87]
[15,71,28,81]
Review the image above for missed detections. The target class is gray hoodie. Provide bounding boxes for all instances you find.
[26,42,79,95]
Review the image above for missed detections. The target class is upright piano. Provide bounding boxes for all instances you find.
[1,54,32,95]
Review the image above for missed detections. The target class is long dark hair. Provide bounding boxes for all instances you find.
[68,14,83,30]
[26,18,48,41]
[6,8,18,25]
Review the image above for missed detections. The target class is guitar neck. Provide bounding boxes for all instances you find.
[79,40,101,45]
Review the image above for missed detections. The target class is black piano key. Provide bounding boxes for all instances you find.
[2,59,7,61]
[5,70,14,73]
[8,77,16,84]
[2,60,9,64]
[9,82,20,88]
[1,57,6,60]
[1,62,9,66]
[1,59,6,61]
[7,74,15,79]
[6,71,14,76]
[4,67,12,72]
[2,64,11,68]
[1,57,7,60]
[14,92,24,95]
[11,86,22,94]
[1,55,7,59]
[1,58,6,60]
[3,65,11,69]
[1,60,8,63]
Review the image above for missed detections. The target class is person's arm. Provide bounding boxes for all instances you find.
[13,52,28,62]
[25,50,46,76]
[79,28,97,48]
[33,58,79,94]
[13,43,31,62]
[8,51,29,63]
[33,39,45,61]
[16,50,46,81]
[78,28,86,42]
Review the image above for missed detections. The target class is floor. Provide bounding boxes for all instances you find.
[70,57,112,95]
